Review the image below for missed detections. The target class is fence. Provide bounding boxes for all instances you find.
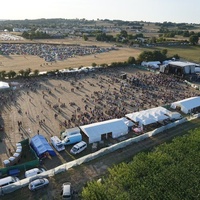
[0,139,39,177]
[0,115,198,196]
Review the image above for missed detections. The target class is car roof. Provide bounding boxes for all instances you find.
[31,178,44,185]
[63,182,71,195]
[73,141,86,148]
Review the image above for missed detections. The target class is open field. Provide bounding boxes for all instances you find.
[141,45,200,63]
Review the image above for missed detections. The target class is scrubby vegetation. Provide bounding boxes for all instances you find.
[82,128,200,200]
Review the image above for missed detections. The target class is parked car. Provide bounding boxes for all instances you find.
[28,178,49,191]
[61,182,73,200]
[0,176,19,187]
[25,168,45,178]
[70,141,87,155]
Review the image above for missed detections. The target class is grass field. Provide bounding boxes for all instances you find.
[141,45,200,63]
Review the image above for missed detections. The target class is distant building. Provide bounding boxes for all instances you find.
[13,28,30,32]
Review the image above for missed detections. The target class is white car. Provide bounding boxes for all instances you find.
[61,182,73,200]
[28,178,49,191]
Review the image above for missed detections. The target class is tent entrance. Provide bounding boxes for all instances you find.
[101,132,112,140]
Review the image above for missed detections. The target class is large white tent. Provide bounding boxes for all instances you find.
[80,118,128,144]
[171,96,200,114]
[125,107,169,126]
[0,81,10,89]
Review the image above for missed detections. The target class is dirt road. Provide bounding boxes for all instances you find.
[2,117,200,200]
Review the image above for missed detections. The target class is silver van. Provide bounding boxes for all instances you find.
[0,176,19,187]
[70,141,87,155]
[25,168,45,178]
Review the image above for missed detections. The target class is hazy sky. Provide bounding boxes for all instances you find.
[1,0,200,23]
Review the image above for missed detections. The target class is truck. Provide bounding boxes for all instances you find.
[51,136,65,152]
[61,127,80,140]
[61,133,82,146]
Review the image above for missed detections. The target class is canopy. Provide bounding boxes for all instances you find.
[30,135,56,158]
[80,118,128,144]
[126,107,169,125]
[0,81,10,89]
[171,96,200,114]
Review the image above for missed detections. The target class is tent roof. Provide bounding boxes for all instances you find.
[125,107,169,125]
[80,118,128,142]
[0,81,9,89]
[171,96,200,113]
[168,61,196,67]
[30,135,56,157]
[61,127,80,136]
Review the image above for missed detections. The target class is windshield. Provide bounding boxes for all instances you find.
[72,147,78,152]
[57,143,63,148]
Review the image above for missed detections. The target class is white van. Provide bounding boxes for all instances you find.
[25,168,45,178]
[0,176,19,187]
[51,136,65,152]
[70,141,87,155]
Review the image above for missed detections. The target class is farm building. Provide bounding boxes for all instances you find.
[171,96,200,114]
[160,61,196,75]
[79,118,128,144]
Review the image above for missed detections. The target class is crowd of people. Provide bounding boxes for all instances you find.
[1,67,199,136]
[0,43,116,62]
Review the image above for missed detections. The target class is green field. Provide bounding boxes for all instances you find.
[141,45,200,63]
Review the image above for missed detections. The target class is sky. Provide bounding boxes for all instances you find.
[1,0,200,24]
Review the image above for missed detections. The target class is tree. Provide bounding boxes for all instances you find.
[92,62,97,67]
[0,70,6,79]
[120,30,128,38]
[189,35,199,45]
[24,68,32,77]
[127,57,136,64]
[18,69,25,77]
[83,35,88,41]
[33,69,39,76]
[7,70,16,79]
[173,54,180,60]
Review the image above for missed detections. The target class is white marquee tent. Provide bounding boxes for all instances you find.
[0,81,10,89]
[170,96,200,114]
[125,107,169,126]
[80,118,128,144]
